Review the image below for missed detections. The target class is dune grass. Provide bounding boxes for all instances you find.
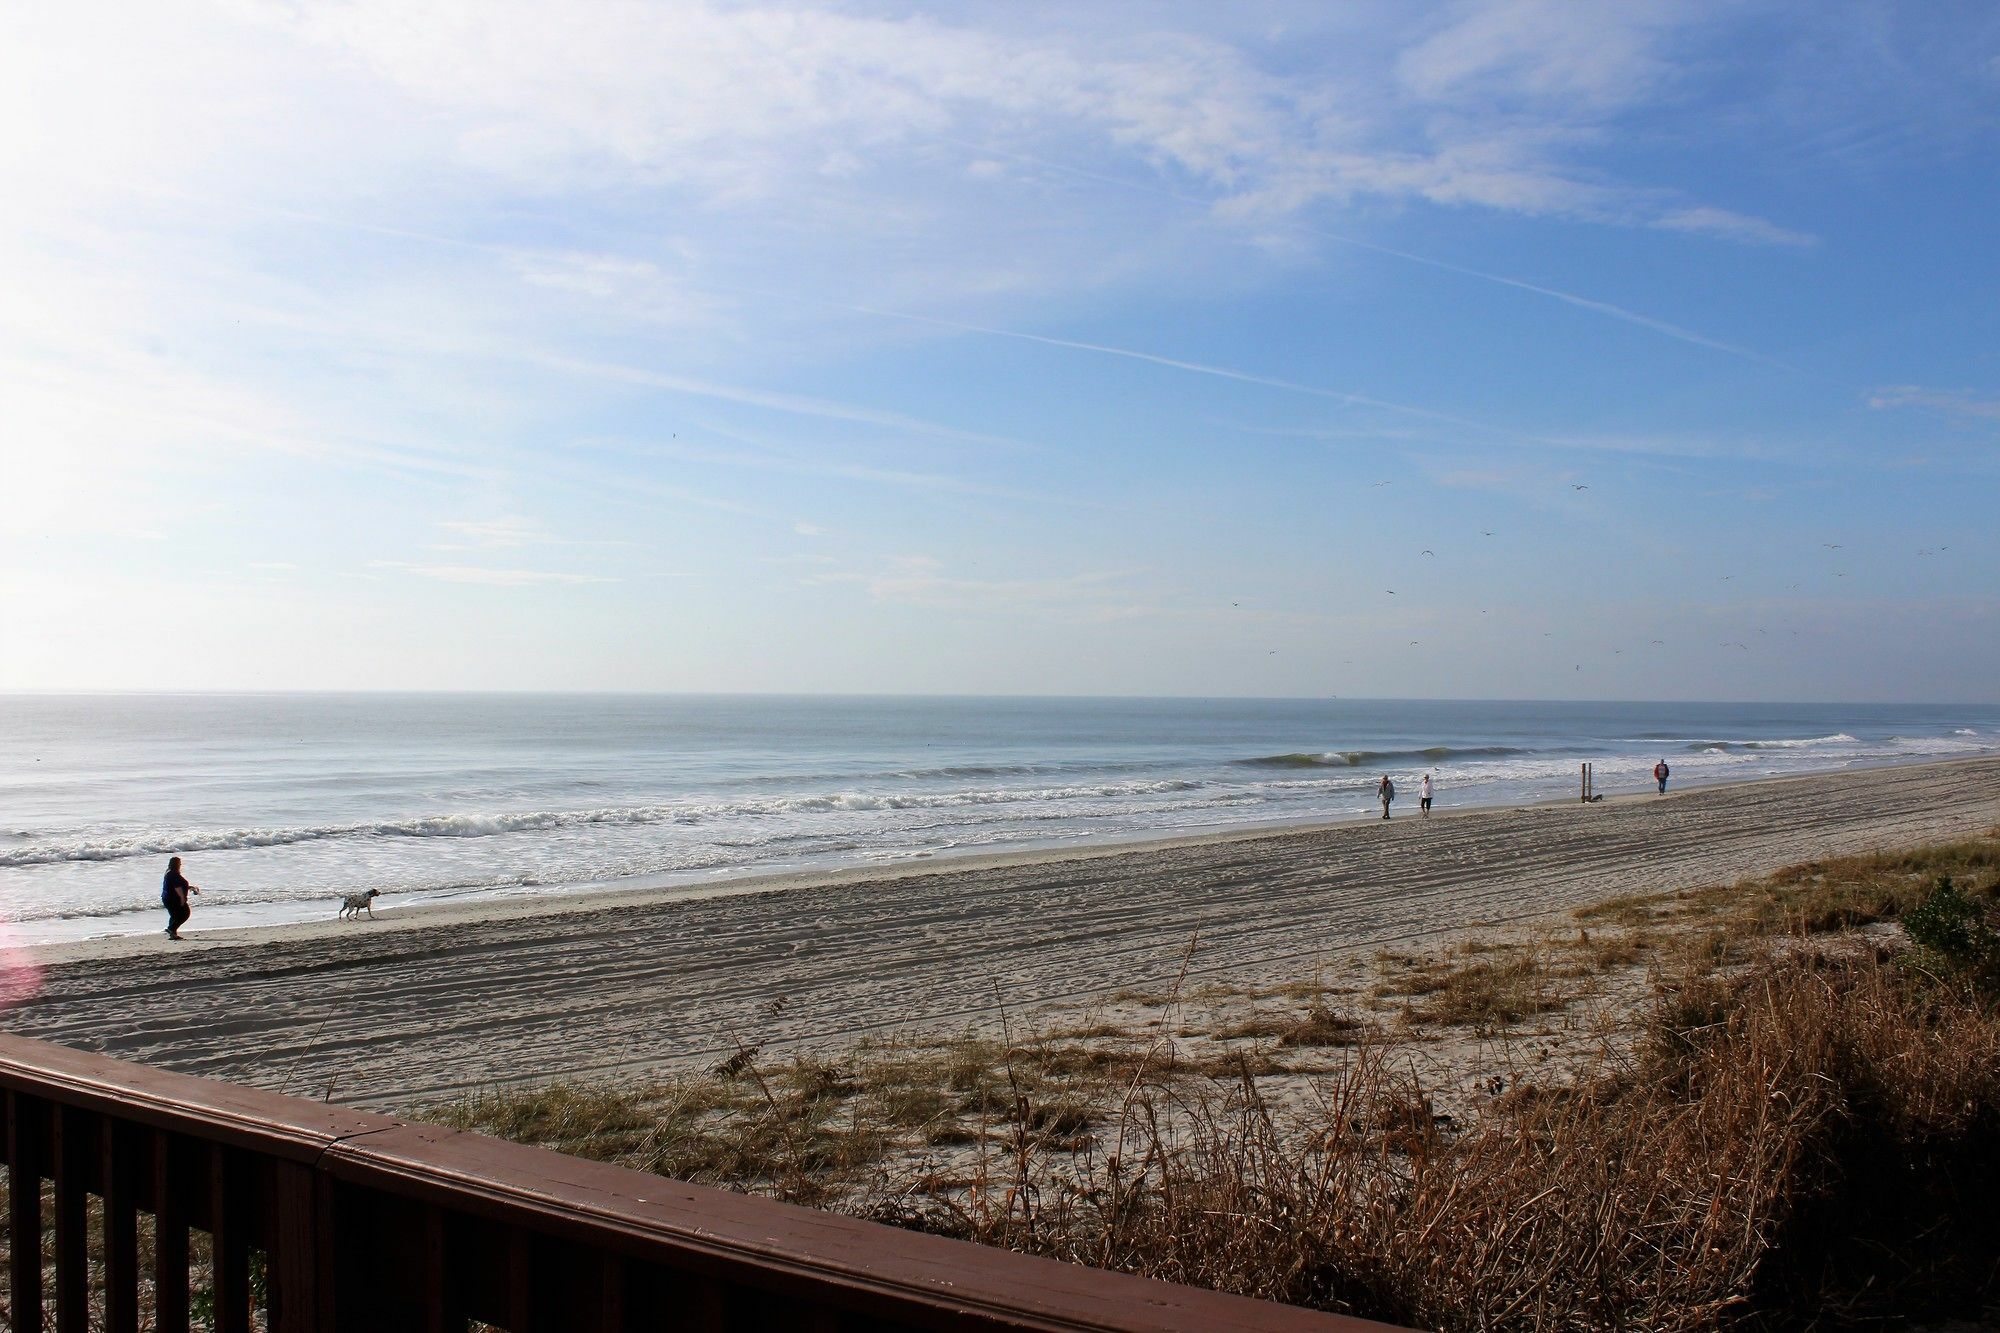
[414,833,2000,1330]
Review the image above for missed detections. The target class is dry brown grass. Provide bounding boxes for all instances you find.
[875,947,2000,1331]
[426,834,2000,1330]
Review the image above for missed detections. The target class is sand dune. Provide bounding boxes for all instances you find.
[9,757,1998,1108]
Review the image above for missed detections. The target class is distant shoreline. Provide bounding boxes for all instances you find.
[22,749,2000,962]
[11,753,2000,1114]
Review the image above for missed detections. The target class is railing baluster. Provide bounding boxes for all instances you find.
[267,1159,320,1333]
[102,1118,139,1333]
[153,1130,189,1333]
[52,1104,89,1333]
[506,1225,534,1330]
[417,1202,448,1333]
[210,1144,252,1333]
[7,1091,46,1333]
[597,1252,627,1332]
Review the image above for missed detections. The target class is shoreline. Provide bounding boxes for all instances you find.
[23,750,1996,967]
[8,753,1999,1108]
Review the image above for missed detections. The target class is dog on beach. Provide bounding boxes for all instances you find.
[338,889,381,920]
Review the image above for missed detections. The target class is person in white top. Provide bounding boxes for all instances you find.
[1420,772,1434,816]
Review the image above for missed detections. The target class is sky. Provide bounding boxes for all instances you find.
[2,1,1997,701]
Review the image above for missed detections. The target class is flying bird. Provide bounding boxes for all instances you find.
[1483,531,1495,537]
[1386,590,1397,595]
[1823,543,1842,550]
[1421,549,1435,557]
[1571,484,1589,491]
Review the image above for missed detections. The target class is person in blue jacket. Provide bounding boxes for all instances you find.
[162,856,200,940]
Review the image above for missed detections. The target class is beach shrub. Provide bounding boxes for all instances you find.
[1901,875,2000,993]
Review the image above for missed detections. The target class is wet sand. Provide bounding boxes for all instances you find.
[8,755,1997,1108]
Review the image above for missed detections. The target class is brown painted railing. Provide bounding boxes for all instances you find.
[0,1034,1410,1332]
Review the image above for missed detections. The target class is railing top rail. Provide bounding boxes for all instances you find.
[0,1033,1408,1332]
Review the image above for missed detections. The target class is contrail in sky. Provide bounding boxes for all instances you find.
[826,301,1514,436]
[939,135,1801,375]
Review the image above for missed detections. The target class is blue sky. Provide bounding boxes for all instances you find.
[3,0,1997,700]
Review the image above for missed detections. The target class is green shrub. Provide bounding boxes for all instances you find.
[1902,876,2000,993]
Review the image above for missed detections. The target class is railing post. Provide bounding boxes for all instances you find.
[267,1159,323,1333]
[103,1118,140,1333]
[52,1105,88,1333]
[154,1129,190,1333]
[7,1090,46,1333]
[211,1143,252,1333]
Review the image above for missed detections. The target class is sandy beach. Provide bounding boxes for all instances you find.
[8,755,1998,1109]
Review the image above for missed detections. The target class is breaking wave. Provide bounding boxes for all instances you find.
[0,778,1211,868]
[1238,746,1527,769]
[1685,733,1858,753]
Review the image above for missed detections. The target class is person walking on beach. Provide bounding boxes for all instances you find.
[1420,772,1434,817]
[1653,760,1670,794]
[1378,775,1395,820]
[162,856,199,940]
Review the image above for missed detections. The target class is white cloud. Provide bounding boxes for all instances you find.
[437,516,548,547]
[809,556,1147,615]
[1398,2,1676,109]
[793,521,834,537]
[1868,385,2000,422]
[369,559,612,586]
[249,0,1803,254]
[1654,206,1816,248]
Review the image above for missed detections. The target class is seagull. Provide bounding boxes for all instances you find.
[1386,590,1397,595]
[1483,531,1495,537]
[1722,642,1748,650]
[1823,543,1842,550]
[1421,549,1435,557]
[1372,481,1393,488]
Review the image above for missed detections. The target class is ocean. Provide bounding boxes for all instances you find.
[3,694,1996,945]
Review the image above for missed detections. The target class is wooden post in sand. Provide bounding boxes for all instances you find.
[1581,762,1592,803]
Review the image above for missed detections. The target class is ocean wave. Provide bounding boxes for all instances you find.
[1685,733,1858,753]
[0,778,1213,868]
[1238,745,1528,769]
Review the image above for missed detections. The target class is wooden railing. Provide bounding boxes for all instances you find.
[0,1034,1409,1331]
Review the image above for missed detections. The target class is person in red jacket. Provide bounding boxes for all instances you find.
[1653,760,1670,794]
